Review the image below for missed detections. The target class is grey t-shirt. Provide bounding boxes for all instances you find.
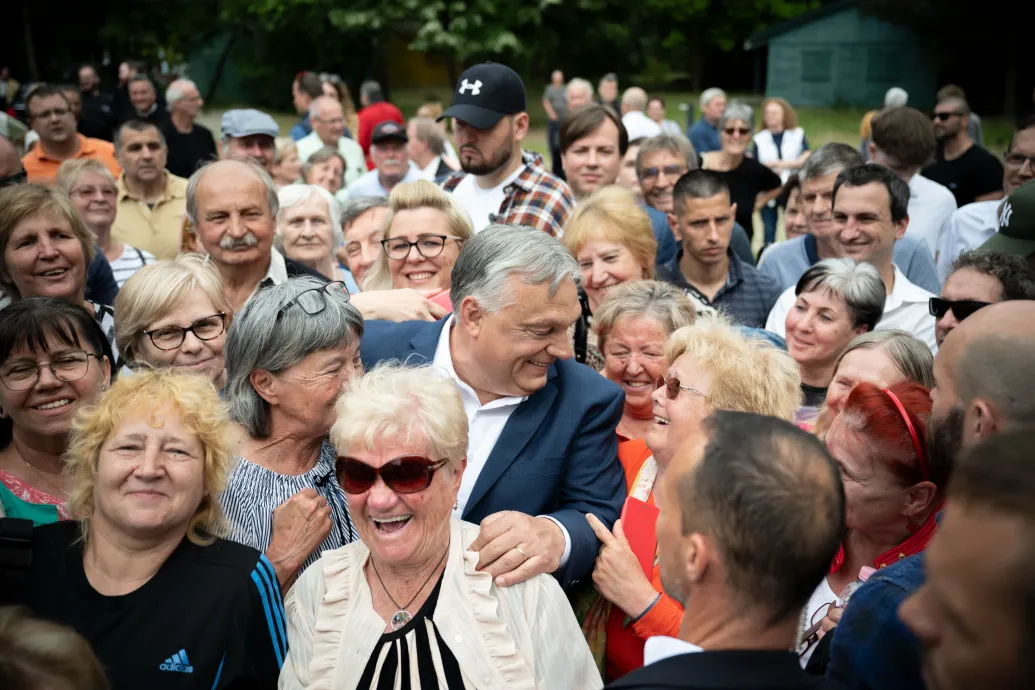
[757,234,941,293]
[544,85,568,122]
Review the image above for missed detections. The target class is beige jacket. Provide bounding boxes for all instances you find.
[279,519,602,690]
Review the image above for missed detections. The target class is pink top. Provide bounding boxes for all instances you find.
[0,468,71,519]
[428,289,453,312]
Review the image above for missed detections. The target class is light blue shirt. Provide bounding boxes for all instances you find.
[338,167,424,202]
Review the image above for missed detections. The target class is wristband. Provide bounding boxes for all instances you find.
[623,592,662,628]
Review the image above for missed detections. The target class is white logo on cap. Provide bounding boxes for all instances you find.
[459,79,483,96]
[1000,202,1013,228]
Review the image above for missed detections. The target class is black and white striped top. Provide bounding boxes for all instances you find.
[109,244,155,287]
[88,300,118,366]
[220,440,357,575]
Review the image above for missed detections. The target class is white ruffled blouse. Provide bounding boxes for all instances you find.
[279,519,603,690]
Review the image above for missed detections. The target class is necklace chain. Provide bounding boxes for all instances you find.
[371,545,449,613]
[13,446,70,498]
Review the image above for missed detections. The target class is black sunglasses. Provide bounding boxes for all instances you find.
[928,297,991,321]
[724,127,751,136]
[933,112,964,121]
[336,455,449,494]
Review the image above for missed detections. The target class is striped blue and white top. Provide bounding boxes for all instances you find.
[221,441,358,576]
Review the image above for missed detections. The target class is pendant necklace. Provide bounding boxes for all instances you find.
[371,546,450,631]
[14,446,70,498]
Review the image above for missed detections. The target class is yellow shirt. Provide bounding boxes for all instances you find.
[112,172,188,260]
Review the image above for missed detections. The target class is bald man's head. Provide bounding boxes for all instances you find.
[0,135,23,179]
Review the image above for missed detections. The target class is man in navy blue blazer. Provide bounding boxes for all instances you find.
[360,224,626,589]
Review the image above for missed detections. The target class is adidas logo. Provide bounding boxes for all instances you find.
[159,649,194,674]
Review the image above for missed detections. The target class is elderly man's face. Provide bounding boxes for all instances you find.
[371,140,409,184]
[129,81,157,114]
[639,149,688,213]
[193,165,276,270]
[226,135,276,172]
[172,83,204,120]
[341,207,388,284]
[313,101,346,146]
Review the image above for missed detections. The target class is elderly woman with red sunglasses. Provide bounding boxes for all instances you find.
[576,313,802,682]
[798,381,941,668]
[280,362,601,690]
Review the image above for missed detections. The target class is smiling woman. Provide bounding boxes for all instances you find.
[275,184,345,282]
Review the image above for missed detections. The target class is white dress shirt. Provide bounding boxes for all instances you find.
[643,636,704,666]
[622,110,663,141]
[906,174,957,258]
[432,317,572,565]
[935,199,1003,283]
[766,264,937,352]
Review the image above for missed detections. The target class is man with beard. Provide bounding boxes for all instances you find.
[607,411,845,689]
[440,63,574,237]
[110,119,187,260]
[922,96,1003,207]
[825,299,1035,690]
[22,85,121,182]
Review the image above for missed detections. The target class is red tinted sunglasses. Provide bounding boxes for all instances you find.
[336,455,449,494]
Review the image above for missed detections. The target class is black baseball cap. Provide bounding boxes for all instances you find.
[371,120,408,144]
[439,62,526,130]
[980,180,1035,258]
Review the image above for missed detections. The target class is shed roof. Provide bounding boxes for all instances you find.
[744,0,859,51]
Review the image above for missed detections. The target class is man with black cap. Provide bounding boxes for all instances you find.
[341,120,422,200]
[978,180,1035,271]
[220,108,278,173]
[440,62,574,237]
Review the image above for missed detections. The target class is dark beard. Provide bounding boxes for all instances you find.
[927,404,964,479]
[460,144,514,176]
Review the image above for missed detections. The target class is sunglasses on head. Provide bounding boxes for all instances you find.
[655,375,706,400]
[724,127,751,136]
[336,455,449,494]
[928,297,991,321]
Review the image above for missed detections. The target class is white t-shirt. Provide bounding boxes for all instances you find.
[621,110,663,142]
[906,174,957,259]
[935,199,1002,283]
[766,264,937,352]
[449,165,524,233]
[800,577,840,667]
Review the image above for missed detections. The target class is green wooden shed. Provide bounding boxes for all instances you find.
[744,0,938,109]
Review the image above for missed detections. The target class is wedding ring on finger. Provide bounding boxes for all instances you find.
[516,545,529,560]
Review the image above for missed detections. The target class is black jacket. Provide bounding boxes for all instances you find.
[607,650,847,690]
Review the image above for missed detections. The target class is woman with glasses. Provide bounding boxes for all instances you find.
[56,159,154,288]
[221,277,362,592]
[280,362,601,689]
[700,101,783,240]
[574,313,801,681]
[799,381,938,669]
[0,298,112,523]
[752,98,810,247]
[114,255,233,387]
[0,183,119,356]
[363,180,472,311]
[275,184,355,288]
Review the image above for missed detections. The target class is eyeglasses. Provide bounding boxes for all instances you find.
[723,127,752,137]
[31,107,71,120]
[797,600,836,658]
[144,313,227,351]
[0,170,27,188]
[275,281,350,321]
[0,351,102,391]
[640,165,687,182]
[71,185,117,199]
[1004,152,1035,169]
[655,375,706,400]
[381,235,464,260]
[928,297,991,321]
[933,112,964,121]
[336,455,449,494]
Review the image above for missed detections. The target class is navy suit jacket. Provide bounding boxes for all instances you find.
[360,318,627,588]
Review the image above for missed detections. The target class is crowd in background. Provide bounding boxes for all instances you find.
[1,55,1035,690]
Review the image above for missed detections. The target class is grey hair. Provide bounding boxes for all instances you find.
[593,280,697,352]
[275,184,344,248]
[224,277,365,438]
[635,134,698,177]
[308,95,341,121]
[884,87,909,108]
[185,159,280,227]
[621,87,648,112]
[341,195,389,230]
[699,88,727,110]
[799,142,864,182]
[794,258,885,331]
[450,224,581,321]
[566,78,594,100]
[833,329,934,389]
[166,78,197,107]
[718,100,754,131]
[360,80,384,104]
[300,146,346,189]
[114,119,166,154]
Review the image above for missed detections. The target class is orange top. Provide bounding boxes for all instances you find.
[22,134,122,182]
[606,438,684,681]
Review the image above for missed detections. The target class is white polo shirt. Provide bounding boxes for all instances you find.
[906,174,957,259]
[766,264,937,352]
[935,199,1003,283]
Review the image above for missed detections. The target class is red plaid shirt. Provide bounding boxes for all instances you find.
[441,151,574,238]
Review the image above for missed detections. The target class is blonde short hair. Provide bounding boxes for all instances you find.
[0,606,109,690]
[273,136,298,165]
[666,314,802,420]
[331,362,468,469]
[562,186,656,279]
[65,368,234,546]
[114,255,233,363]
[55,158,117,194]
[0,184,96,298]
[362,179,475,292]
[594,280,696,352]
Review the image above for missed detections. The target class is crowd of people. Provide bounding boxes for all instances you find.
[1,56,1035,690]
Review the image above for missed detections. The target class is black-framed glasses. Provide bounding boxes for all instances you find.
[144,313,227,351]
[640,165,687,182]
[276,281,350,321]
[336,455,449,494]
[1004,152,1035,169]
[0,170,27,188]
[933,112,964,121]
[381,235,465,261]
[724,127,752,136]
[656,375,706,400]
[796,600,837,658]
[0,351,102,391]
[928,297,991,321]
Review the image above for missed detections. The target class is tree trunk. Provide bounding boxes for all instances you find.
[21,0,39,81]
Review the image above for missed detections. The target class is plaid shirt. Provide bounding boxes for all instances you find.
[441,151,574,237]
[656,249,784,329]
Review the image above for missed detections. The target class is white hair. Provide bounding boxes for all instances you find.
[566,78,594,99]
[308,95,341,121]
[185,159,279,227]
[275,184,344,251]
[699,88,727,111]
[884,87,909,108]
[166,78,198,107]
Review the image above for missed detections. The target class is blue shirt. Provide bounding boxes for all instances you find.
[688,119,721,154]
[289,113,312,141]
[826,554,926,690]
[645,204,679,266]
